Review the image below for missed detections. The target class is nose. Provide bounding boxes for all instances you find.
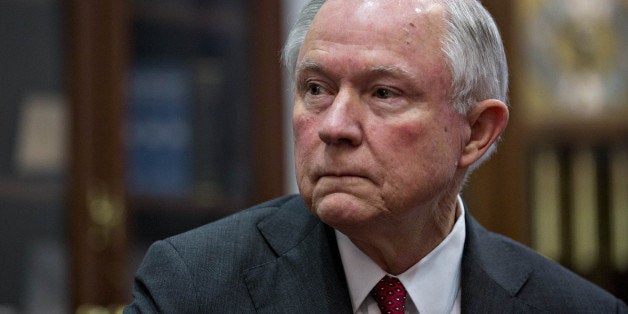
[317,89,362,146]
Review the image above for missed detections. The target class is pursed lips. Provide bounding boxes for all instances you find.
[314,170,372,183]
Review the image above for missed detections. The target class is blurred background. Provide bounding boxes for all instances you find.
[0,0,625,312]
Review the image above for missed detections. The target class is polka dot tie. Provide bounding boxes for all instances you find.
[370,275,407,314]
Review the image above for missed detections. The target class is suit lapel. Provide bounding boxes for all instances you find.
[461,213,537,312]
[244,199,542,312]
[243,196,352,313]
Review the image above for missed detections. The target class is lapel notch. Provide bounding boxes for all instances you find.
[243,196,352,313]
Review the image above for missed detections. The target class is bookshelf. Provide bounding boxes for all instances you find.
[126,0,285,246]
[66,0,284,308]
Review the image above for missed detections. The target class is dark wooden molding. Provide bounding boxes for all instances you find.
[250,0,285,204]
[67,0,131,308]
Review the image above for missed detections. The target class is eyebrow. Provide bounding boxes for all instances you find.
[367,65,415,80]
[295,60,415,81]
[295,60,323,77]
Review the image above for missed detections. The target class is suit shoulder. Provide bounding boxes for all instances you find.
[480,228,624,311]
[128,195,307,312]
[164,194,302,250]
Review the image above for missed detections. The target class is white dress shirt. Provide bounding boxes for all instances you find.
[336,196,466,314]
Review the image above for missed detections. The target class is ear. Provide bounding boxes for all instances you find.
[458,99,509,168]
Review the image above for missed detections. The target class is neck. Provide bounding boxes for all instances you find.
[347,196,460,275]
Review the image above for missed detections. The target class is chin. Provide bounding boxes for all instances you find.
[311,193,377,228]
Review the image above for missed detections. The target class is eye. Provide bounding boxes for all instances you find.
[375,88,393,99]
[307,83,323,95]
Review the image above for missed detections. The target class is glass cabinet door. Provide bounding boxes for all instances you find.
[3,0,283,310]
[126,0,285,297]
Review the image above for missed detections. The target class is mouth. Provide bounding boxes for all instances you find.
[311,164,375,185]
[320,173,367,179]
[315,171,371,183]
[311,173,375,202]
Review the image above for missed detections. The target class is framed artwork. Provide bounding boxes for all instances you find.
[516,0,627,123]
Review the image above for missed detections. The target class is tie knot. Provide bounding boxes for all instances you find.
[370,275,407,314]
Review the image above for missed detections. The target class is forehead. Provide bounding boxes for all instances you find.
[299,0,448,72]
[309,0,445,43]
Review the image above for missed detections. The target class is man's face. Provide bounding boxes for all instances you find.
[292,0,471,232]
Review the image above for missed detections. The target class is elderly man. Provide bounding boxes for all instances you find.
[125,0,626,313]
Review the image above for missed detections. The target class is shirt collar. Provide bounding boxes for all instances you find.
[336,196,466,313]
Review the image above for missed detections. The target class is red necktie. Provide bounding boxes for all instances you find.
[370,275,407,314]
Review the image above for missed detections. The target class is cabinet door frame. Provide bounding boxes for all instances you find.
[67,0,284,308]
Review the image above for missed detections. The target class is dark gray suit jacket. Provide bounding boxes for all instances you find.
[125,195,626,313]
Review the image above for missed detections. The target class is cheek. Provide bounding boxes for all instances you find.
[375,118,460,180]
[292,110,320,181]
[293,111,318,156]
[293,110,322,208]
[375,116,429,154]
[390,121,425,145]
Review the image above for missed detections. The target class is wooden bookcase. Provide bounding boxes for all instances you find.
[66,0,284,308]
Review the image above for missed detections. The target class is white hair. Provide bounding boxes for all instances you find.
[282,0,326,82]
[282,0,509,170]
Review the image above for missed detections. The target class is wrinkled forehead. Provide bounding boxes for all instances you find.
[298,0,449,70]
[313,0,447,33]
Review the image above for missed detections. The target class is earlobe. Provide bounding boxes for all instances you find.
[458,99,509,168]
